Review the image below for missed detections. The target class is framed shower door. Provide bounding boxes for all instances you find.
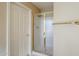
[34,15,44,53]
[34,12,53,56]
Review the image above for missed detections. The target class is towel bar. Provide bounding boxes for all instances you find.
[53,21,79,25]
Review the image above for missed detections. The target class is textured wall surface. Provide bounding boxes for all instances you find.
[54,2,79,56]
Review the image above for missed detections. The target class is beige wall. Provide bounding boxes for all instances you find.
[0,3,6,49]
[53,2,79,56]
[54,2,79,22]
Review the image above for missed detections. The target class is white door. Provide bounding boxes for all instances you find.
[10,3,32,56]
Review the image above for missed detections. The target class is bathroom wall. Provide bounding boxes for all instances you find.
[0,3,6,51]
[53,2,79,56]
[54,2,79,22]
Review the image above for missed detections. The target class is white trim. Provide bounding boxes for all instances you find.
[8,2,10,56]
[6,2,8,56]
[6,2,10,56]
[29,9,32,56]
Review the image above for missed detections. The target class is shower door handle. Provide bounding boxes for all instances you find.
[44,37,46,48]
[44,36,47,53]
[43,32,46,48]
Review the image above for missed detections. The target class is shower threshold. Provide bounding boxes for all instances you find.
[32,51,48,56]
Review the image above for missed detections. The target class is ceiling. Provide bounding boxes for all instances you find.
[32,2,53,12]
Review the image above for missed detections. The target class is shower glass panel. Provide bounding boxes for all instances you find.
[34,12,53,56]
[34,15,44,53]
[45,13,53,56]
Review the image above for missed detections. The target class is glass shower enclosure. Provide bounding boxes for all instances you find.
[34,12,53,56]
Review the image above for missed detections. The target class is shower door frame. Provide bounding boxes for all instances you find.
[33,11,53,55]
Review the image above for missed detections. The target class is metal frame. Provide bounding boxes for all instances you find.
[35,11,53,16]
[34,11,53,55]
[53,20,79,25]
